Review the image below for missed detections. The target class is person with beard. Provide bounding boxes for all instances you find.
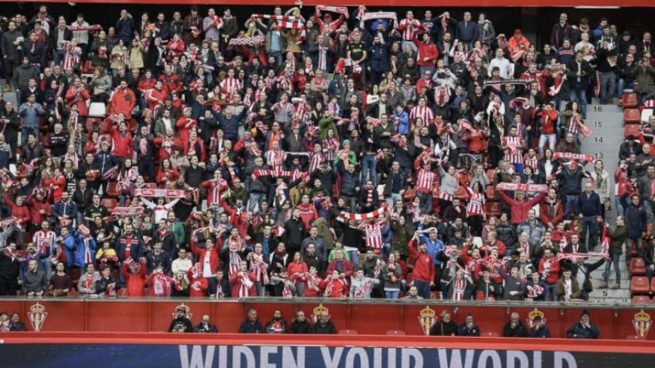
[265,310,288,334]
[169,306,193,333]
[430,310,458,336]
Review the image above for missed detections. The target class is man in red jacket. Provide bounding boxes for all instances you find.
[540,188,565,229]
[499,189,547,226]
[415,32,438,76]
[408,235,435,299]
[65,77,91,117]
[106,118,133,163]
[538,248,560,301]
[109,80,136,120]
[537,102,558,157]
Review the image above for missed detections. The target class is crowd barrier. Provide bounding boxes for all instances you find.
[1,297,655,339]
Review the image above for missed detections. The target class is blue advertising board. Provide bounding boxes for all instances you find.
[1,344,655,368]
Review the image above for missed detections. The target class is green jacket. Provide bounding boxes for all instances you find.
[606,225,627,255]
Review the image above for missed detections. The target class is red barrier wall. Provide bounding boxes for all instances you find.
[0,0,651,7]
[2,298,655,339]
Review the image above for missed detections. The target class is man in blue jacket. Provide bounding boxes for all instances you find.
[566,310,600,339]
[418,225,444,289]
[455,12,479,48]
[576,182,602,250]
[217,107,247,142]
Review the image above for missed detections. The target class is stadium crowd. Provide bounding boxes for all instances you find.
[0,4,654,303]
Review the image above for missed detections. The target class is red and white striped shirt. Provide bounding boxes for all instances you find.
[503,136,524,164]
[33,230,56,255]
[220,77,242,99]
[416,169,437,194]
[523,154,539,171]
[265,149,285,171]
[364,222,383,249]
[465,187,485,216]
[399,18,421,41]
[452,278,466,301]
[410,106,434,125]
[567,115,581,135]
[309,152,325,174]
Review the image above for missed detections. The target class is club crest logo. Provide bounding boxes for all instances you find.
[417,306,436,336]
[527,308,547,328]
[633,310,652,338]
[172,303,192,320]
[312,304,329,324]
[27,303,47,332]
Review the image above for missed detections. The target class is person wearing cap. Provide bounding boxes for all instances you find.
[169,306,193,333]
[566,310,600,339]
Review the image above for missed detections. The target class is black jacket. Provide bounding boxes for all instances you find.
[290,319,313,334]
[430,321,458,336]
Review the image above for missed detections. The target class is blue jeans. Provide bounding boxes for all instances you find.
[418,192,433,214]
[603,252,621,284]
[385,290,400,299]
[414,279,431,299]
[348,250,360,269]
[538,134,557,157]
[361,154,377,184]
[617,79,635,98]
[570,88,587,117]
[564,195,579,219]
[599,71,616,103]
[247,192,265,213]
[581,216,599,249]
[545,284,557,301]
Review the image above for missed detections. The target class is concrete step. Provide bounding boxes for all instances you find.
[589,288,632,305]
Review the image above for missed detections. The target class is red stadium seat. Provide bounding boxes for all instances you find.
[624,124,642,138]
[630,258,646,276]
[386,330,406,335]
[622,93,638,108]
[101,198,118,211]
[475,290,485,300]
[630,276,650,294]
[338,329,358,335]
[624,108,641,124]
[632,295,651,304]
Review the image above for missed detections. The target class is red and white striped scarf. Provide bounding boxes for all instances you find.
[249,253,269,284]
[309,152,325,174]
[364,222,383,249]
[453,278,465,301]
[238,272,254,297]
[337,205,386,222]
[252,169,309,182]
